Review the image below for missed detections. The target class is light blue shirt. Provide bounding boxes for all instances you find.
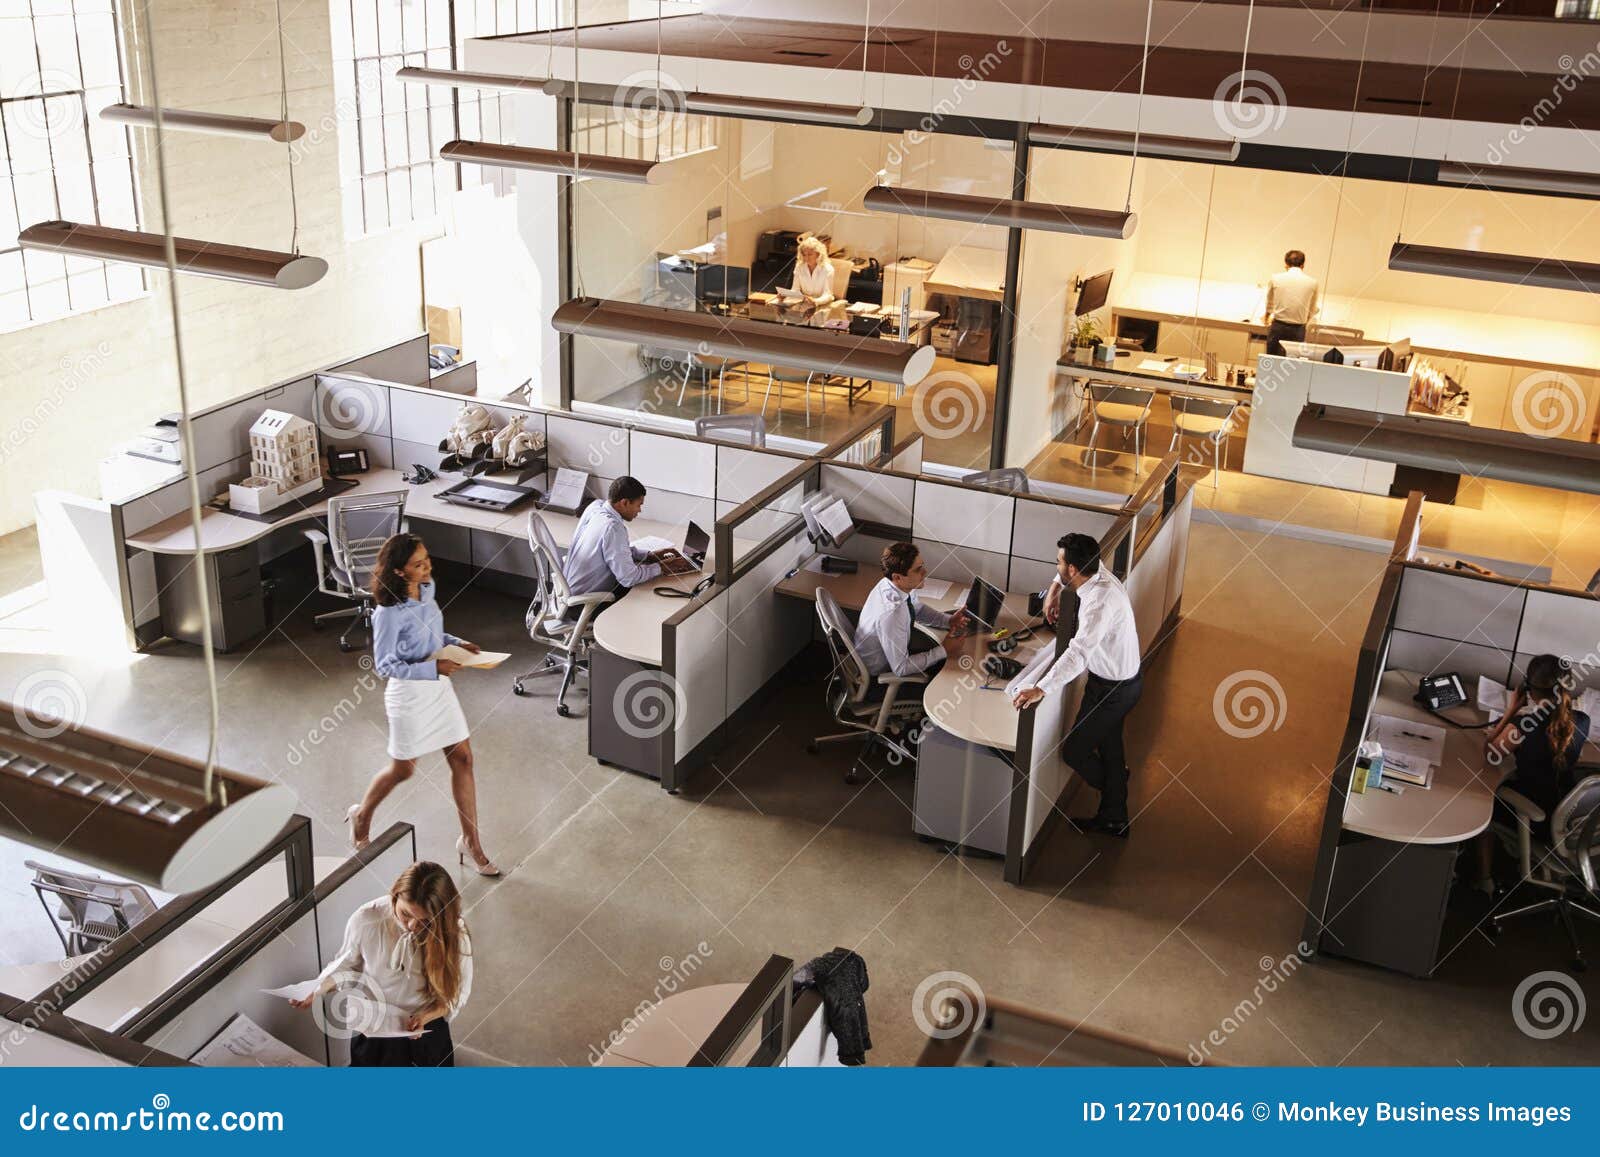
[372,581,460,681]
[853,577,951,678]
[562,501,661,596]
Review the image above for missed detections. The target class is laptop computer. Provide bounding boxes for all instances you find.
[963,576,1005,631]
[660,521,710,575]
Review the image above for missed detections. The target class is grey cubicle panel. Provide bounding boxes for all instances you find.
[314,373,395,467]
[326,334,431,387]
[666,585,731,770]
[1386,564,1528,685]
[819,463,915,529]
[716,445,808,506]
[1513,588,1600,691]
[1123,487,1194,654]
[548,413,628,485]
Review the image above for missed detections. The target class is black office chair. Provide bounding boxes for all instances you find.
[1492,771,1600,971]
[807,589,926,784]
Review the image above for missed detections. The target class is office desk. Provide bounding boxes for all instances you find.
[592,565,717,667]
[594,983,755,1067]
[1055,356,1255,407]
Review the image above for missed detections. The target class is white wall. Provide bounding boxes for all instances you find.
[0,0,441,534]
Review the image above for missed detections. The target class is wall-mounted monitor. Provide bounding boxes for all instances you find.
[1075,269,1113,316]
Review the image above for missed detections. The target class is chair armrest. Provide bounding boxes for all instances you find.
[567,591,617,607]
[877,672,930,687]
[1496,785,1547,824]
[303,528,328,546]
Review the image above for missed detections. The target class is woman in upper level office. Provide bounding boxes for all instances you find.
[346,533,500,877]
[789,235,835,309]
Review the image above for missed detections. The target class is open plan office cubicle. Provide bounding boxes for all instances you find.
[1302,495,1600,977]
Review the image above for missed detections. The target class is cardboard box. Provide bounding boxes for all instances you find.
[426,304,462,353]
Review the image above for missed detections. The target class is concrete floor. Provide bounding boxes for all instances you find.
[0,522,1593,1065]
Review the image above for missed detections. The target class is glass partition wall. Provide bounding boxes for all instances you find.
[565,102,1011,472]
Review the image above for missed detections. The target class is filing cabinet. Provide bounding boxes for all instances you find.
[154,545,266,652]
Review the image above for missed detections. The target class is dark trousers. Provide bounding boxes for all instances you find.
[1265,319,1306,356]
[563,580,630,622]
[1063,671,1143,824]
[350,1018,454,1067]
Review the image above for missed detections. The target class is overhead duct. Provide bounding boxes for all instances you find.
[1293,403,1600,496]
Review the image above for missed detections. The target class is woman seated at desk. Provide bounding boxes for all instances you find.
[786,236,835,311]
[1470,653,1591,892]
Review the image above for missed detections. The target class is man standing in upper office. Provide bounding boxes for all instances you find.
[1263,249,1319,355]
[854,542,969,683]
[1009,533,1143,838]
[562,476,689,615]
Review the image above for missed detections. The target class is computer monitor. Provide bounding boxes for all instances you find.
[696,263,750,306]
[1340,345,1389,369]
[1075,269,1113,316]
[963,577,1005,631]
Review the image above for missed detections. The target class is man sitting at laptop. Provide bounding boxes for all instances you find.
[854,542,969,682]
[562,476,693,618]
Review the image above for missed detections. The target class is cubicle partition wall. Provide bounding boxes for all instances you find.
[1302,494,1600,975]
[822,404,897,468]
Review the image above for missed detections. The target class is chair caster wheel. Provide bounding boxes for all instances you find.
[311,620,325,632]
[805,741,819,755]
[338,640,355,653]
[557,704,571,717]
[1573,958,1588,973]
[512,682,527,697]
[844,770,861,785]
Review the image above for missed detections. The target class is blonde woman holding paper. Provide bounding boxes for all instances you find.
[346,533,500,877]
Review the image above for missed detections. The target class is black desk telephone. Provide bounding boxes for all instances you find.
[1416,672,1467,712]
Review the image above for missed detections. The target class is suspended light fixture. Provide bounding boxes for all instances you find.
[398,66,566,97]
[0,708,295,893]
[1436,161,1600,199]
[1293,403,1600,496]
[1387,240,1600,294]
[19,221,327,289]
[101,103,305,142]
[439,139,671,184]
[552,297,936,386]
[862,185,1137,239]
[683,92,873,126]
[1027,124,1239,163]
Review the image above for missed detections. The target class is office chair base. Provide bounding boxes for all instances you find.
[1492,893,1600,971]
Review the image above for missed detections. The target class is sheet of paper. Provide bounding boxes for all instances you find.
[544,467,588,512]
[1578,687,1600,721]
[1477,675,1509,717]
[262,980,320,1002]
[918,578,953,601]
[433,645,511,670]
[190,1013,318,1068]
[1136,358,1170,371]
[340,996,418,1039]
[815,497,853,543]
[631,535,675,554]
[1369,714,1447,768]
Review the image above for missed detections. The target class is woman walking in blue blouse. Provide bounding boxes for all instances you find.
[347,533,500,876]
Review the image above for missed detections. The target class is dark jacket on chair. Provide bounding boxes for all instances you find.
[796,948,872,1065]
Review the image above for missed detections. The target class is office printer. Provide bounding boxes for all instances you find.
[124,413,184,464]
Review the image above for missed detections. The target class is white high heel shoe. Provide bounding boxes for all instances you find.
[345,805,369,851]
[456,836,501,878]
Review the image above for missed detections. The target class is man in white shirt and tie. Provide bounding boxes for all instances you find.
[853,542,969,683]
[1263,249,1319,355]
[561,476,690,617]
[1009,533,1143,837]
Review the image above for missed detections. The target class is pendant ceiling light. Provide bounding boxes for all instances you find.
[397,66,565,96]
[0,708,295,893]
[552,297,936,386]
[1294,403,1600,496]
[683,93,873,126]
[19,221,327,289]
[1027,125,1239,163]
[1436,161,1600,199]
[862,184,1137,239]
[101,103,305,142]
[439,139,670,184]
[1387,241,1600,294]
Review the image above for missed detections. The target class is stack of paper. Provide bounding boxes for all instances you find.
[433,645,511,669]
[1368,714,1445,786]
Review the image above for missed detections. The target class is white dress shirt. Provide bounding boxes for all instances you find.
[854,576,951,678]
[1007,570,1141,697]
[1265,267,1319,326]
[316,897,473,1021]
[562,500,661,595]
[790,257,835,305]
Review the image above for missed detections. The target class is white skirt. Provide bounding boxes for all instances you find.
[385,677,470,760]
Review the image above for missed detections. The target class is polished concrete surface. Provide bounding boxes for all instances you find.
[0,522,1593,1065]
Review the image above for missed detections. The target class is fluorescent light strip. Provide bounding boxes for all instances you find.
[398,65,565,96]
[1294,403,1600,496]
[439,140,670,185]
[1028,124,1239,163]
[862,184,1137,239]
[1388,240,1600,294]
[18,220,327,290]
[101,103,305,142]
[1436,161,1600,199]
[684,92,873,126]
[552,297,936,386]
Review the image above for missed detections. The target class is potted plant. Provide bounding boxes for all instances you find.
[1069,317,1101,365]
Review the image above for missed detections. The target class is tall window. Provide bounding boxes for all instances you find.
[571,103,718,164]
[0,0,142,333]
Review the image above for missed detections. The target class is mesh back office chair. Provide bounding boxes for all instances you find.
[27,860,158,957]
[1167,395,1240,489]
[512,512,615,717]
[961,468,1030,495]
[1492,772,1600,971]
[305,490,408,652]
[695,414,767,449]
[806,588,927,785]
[763,365,823,426]
[1084,384,1155,476]
[677,352,750,414]
[1306,324,1364,343]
